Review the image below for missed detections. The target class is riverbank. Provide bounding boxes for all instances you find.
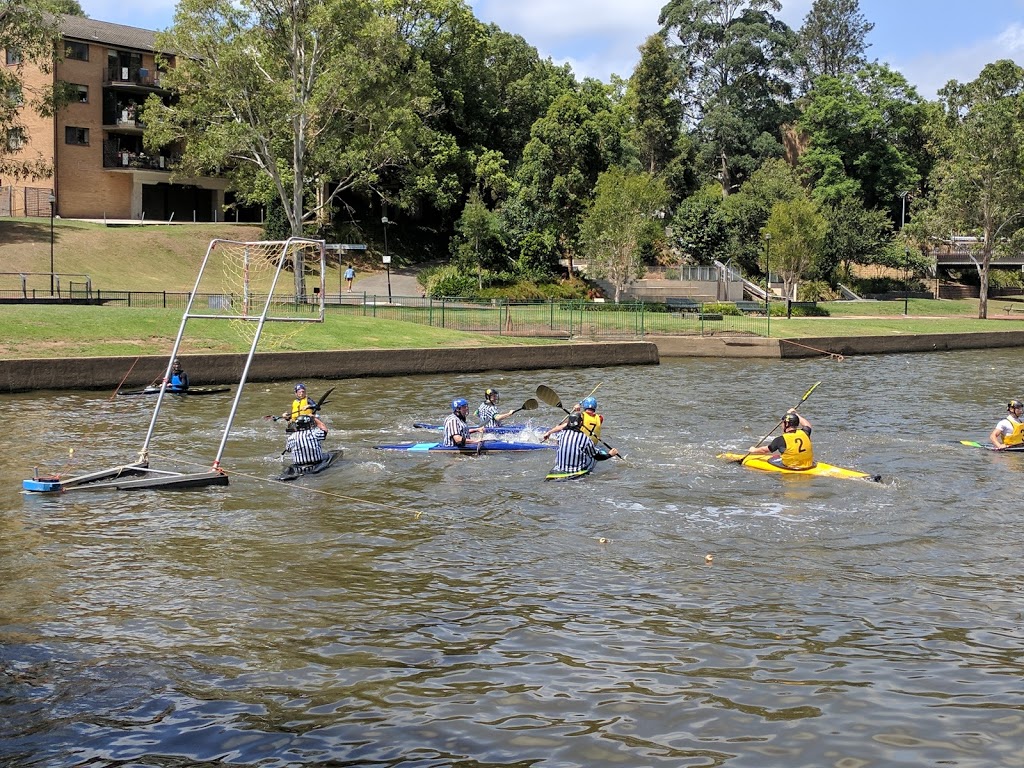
[4,329,1024,392]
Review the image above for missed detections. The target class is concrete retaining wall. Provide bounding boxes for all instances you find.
[0,342,660,393]
[778,332,1024,357]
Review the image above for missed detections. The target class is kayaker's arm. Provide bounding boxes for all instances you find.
[989,424,1007,450]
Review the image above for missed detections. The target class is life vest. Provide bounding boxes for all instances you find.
[778,429,815,469]
[1003,417,1024,446]
[581,411,602,443]
[290,397,315,420]
[170,372,186,390]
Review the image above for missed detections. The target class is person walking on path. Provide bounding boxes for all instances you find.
[344,265,355,292]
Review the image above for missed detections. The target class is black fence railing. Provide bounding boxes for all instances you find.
[0,290,770,337]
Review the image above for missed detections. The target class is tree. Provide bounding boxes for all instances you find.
[820,194,893,284]
[453,188,505,287]
[763,195,827,299]
[0,1,61,180]
[505,90,616,272]
[627,34,682,175]
[580,168,669,302]
[659,0,798,195]
[145,0,439,238]
[798,0,873,83]
[931,60,1024,319]
[797,64,929,218]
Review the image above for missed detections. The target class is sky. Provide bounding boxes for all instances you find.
[78,0,1024,99]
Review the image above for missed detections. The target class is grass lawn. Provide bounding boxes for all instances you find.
[0,305,559,359]
[4,218,1024,356]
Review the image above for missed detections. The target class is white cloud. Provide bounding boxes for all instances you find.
[893,23,1024,98]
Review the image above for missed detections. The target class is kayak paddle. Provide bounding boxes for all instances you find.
[535,385,622,459]
[732,381,821,464]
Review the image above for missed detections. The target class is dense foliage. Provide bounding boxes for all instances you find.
[4,0,1021,304]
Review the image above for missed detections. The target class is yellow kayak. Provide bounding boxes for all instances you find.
[717,453,881,482]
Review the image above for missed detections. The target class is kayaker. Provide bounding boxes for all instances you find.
[476,388,517,427]
[542,396,604,445]
[168,358,189,392]
[746,410,814,469]
[284,414,329,466]
[551,412,618,473]
[989,399,1024,449]
[443,398,485,448]
[282,383,318,423]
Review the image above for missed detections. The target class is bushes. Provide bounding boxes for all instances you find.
[423,264,590,300]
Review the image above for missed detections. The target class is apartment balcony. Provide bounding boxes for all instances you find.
[103,117,145,135]
[104,66,169,94]
[102,140,177,171]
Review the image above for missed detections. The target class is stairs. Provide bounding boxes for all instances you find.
[592,277,717,304]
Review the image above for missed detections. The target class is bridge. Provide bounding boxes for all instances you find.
[929,238,1024,268]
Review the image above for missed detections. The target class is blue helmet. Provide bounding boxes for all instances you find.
[581,397,597,411]
[452,398,469,412]
[294,382,307,393]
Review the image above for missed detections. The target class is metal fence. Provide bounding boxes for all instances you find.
[0,290,770,337]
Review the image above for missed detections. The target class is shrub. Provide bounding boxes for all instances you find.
[702,302,742,316]
[425,265,477,298]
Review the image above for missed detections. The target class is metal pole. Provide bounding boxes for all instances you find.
[382,215,392,304]
[764,233,771,338]
[48,193,55,295]
[904,247,910,316]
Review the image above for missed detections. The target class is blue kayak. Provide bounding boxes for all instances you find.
[375,440,552,453]
[412,422,528,435]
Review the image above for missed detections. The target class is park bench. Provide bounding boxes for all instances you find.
[1004,304,1024,315]
[698,312,724,321]
[735,300,767,315]
[665,297,701,313]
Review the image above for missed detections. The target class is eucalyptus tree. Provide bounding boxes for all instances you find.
[0,0,61,180]
[798,0,873,84]
[658,0,799,195]
[580,167,669,303]
[931,60,1024,319]
[145,0,440,238]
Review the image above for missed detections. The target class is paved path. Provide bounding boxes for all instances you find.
[346,267,422,300]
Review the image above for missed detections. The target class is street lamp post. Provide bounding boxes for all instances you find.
[381,215,392,304]
[763,233,771,337]
[904,247,911,317]
[48,192,55,296]
[899,191,909,230]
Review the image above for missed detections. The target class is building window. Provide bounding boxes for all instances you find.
[5,49,21,65]
[6,128,25,150]
[65,126,89,145]
[73,84,88,103]
[65,41,89,61]
[6,86,22,106]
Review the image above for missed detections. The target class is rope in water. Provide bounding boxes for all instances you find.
[779,338,845,361]
[111,357,141,399]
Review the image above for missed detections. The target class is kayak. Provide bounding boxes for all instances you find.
[375,440,553,453]
[545,467,592,481]
[960,440,1024,452]
[412,421,528,435]
[717,452,881,482]
[117,386,231,396]
[277,450,340,481]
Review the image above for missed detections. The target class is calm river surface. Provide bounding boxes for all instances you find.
[2,350,1023,767]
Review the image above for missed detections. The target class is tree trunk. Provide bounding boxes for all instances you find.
[979,253,990,319]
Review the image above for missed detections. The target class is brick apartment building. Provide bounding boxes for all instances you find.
[3,14,256,222]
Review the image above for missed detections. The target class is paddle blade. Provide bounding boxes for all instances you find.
[313,387,335,412]
[521,398,539,412]
[535,385,563,410]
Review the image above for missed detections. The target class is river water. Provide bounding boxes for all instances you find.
[1,350,1022,767]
